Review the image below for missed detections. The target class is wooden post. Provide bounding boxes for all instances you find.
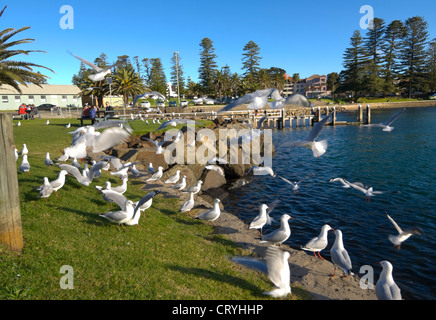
[317,107,321,122]
[358,104,362,122]
[0,113,24,252]
[332,106,336,126]
[366,104,371,124]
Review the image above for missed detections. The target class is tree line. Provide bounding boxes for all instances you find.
[333,16,436,99]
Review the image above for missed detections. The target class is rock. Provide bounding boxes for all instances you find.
[200,169,227,191]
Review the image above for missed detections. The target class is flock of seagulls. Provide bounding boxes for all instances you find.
[13,85,417,300]
[229,106,420,300]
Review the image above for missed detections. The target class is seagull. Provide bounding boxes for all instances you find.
[110,177,128,194]
[180,192,195,213]
[58,162,107,186]
[18,144,28,156]
[259,214,293,246]
[63,126,130,159]
[132,91,168,107]
[218,88,282,113]
[132,190,161,218]
[247,166,276,177]
[364,108,406,132]
[249,203,276,238]
[288,112,332,157]
[231,246,292,298]
[147,163,155,175]
[65,123,71,128]
[38,177,54,199]
[172,175,187,191]
[44,120,49,125]
[375,261,402,300]
[267,94,310,109]
[110,162,135,178]
[330,229,354,277]
[19,154,30,174]
[196,198,221,222]
[48,170,68,197]
[345,180,391,202]
[14,148,18,161]
[182,180,203,196]
[141,137,166,154]
[99,191,136,229]
[204,165,225,177]
[278,173,315,194]
[329,177,351,188]
[68,51,126,82]
[45,152,53,166]
[100,155,124,171]
[386,213,423,249]
[130,164,142,177]
[164,170,181,184]
[301,224,334,260]
[146,166,163,182]
[16,121,21,127]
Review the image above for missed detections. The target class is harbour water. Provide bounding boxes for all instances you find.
[222,106,436,300]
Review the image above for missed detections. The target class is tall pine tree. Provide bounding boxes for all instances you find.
[148,58,167,95]
[363,18,385,95]
[198,37,218,95]
[170,52,185,97]
[399,16,429,97]
[426,38,436,93]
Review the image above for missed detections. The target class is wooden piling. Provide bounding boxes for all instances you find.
[358,104,363,122]
[0,113,24,252]
[366,104,371,124]
[332,106,336,126]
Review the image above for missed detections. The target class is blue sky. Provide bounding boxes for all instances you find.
[2,0,435,85]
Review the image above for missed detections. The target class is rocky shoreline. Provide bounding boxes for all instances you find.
[98,117,378,300]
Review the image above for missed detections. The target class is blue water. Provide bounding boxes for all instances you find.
[222,106,436,300]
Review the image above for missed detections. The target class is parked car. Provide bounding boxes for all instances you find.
[180,99,188,107]
[140,101,151,108]
[204,98,215,105]
[169,100,177,107]
[156,99,166,107]
[37,103,58,111]
[429,93,436,100]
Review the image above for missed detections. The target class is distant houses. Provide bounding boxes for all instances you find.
[283,74,331,99]
[0,84,82,111]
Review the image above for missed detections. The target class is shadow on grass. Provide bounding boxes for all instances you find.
[168,265,266,297]
[48,204,103,226]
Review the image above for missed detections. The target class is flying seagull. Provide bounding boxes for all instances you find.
[231,246,292,298]
[68,51,126,82]
[287,112,332,157]
[278,173,315,194]
[386,213,423,249]
[364,108,406,132]
[217,88,282,113]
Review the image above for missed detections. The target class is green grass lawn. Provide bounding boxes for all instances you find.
[0,117,308,300]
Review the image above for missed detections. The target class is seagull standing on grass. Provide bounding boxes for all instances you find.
[18,144,28,156]
[99,190,135,230]
[19,154,31,174]
[38,177,53,199]
[36,170,69,197]
[180,192,195,213]
[58,162,107,186]
[45,153,53,166]
[375,261,402,300]
[301,224,334,260]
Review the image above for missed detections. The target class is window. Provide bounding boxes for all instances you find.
[41,95,46,102]
[15,96,21,103]
[62,95,67,102]
[2,96,8,103]
[73,95,78,101]
[28,95,34,103]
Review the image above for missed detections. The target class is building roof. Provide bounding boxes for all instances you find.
[0,84,80,95]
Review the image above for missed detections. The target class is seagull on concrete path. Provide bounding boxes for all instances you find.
[301,224,334,260]
[375,260,402,300]
[259,214,293,246]
[196,198,221,222]
[330,229,354,277]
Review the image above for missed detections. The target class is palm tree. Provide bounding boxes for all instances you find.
[0,4,53,93]
[112,67,146,107]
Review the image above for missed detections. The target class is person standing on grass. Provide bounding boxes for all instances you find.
[89,105,97,124]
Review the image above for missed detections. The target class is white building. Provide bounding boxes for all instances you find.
[0,84,81,111]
